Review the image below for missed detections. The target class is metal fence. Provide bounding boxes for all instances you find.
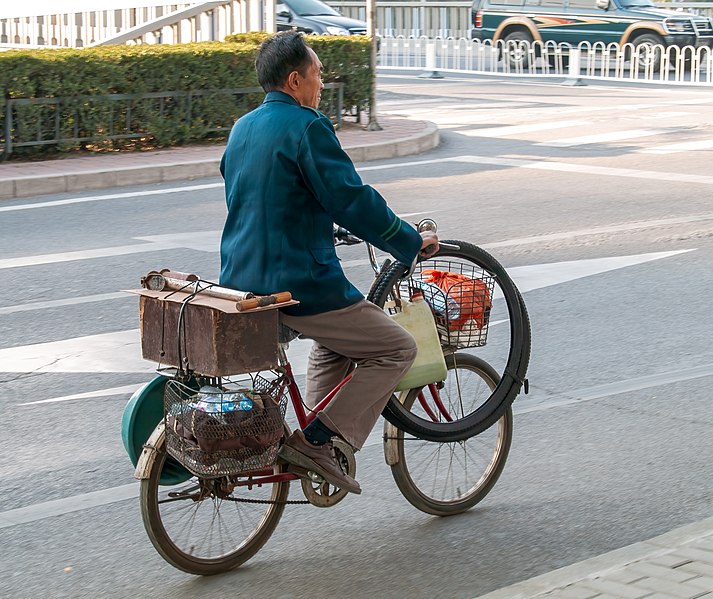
[332,1,713,39]
[377,36,713,85]
[3,1,713,48]
[0,83,344,159]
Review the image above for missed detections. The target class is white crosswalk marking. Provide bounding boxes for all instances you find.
[540,129,669,147]
[639,138,713,154]
[459,120,589,138]
[380,89,711,155]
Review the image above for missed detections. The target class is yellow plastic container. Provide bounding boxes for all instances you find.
[391,293,448,392]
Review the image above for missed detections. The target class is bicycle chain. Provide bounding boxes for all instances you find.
[222,495,310,505]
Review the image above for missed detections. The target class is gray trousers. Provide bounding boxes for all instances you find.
[281,300,418,449]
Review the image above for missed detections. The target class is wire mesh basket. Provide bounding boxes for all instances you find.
[164,374,288,478]
[402,259,495,349]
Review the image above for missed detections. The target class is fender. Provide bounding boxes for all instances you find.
[494,18,543,44]
[134,421,166,480]
[383,391,409,466]
[620,22,667,46]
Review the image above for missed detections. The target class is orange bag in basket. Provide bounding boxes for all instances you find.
[422,269,492,330]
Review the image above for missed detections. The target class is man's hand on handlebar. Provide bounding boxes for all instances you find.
[419,231,439,261]
[333,226,362,246]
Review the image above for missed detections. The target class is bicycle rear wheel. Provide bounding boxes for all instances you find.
[368,240,530,442]
[140,430,289,575]
[387,354,512,516]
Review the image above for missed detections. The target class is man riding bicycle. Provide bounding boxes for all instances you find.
[219,31,438,495]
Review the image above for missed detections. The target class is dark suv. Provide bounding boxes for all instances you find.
[276,0,368,36]
[470,0,713,68]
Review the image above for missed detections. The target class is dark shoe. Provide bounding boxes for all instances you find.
[278,430,362,495]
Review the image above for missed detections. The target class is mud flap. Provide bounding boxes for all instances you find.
[383,391,409,466]
[121,375,191,485]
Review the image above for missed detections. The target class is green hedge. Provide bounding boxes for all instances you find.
[226,33,372,114]
[0,36,372,159]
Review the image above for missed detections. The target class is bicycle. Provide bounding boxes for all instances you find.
[124,220,530,575]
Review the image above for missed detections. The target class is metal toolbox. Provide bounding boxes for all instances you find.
[129,288,292,377]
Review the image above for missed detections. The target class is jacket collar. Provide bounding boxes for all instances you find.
[264,90,300,106]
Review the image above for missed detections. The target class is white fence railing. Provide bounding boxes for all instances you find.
[377,37,713,85]
[3,1,713,48]
[0,0,267,48]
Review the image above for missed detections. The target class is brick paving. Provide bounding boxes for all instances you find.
[476,517,713,599]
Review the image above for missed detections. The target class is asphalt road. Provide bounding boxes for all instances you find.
[2,74,713,599]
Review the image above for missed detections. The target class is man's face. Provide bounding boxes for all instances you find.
[293,48,324,109]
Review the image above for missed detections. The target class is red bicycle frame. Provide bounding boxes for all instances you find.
[235,360,452,487]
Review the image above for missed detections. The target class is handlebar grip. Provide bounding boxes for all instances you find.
[236,291,292,312]
[334,226,350,239]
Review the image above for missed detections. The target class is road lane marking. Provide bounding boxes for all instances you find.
[0,182,223,213]
[0,211,430,270]
[459,120,589,137]
[0,242,176,270]
[639,138,713,154]
[515,362,713,414]
[453,155,713,186]
[1,327,312,376]
[540,129,668,148]
[4,153,713,219]
[4,359,713,528]
[0,483,139,530]
[0,292,128,315]
[669,97,713,105]
[17,384,144,406]
[481,216,713,249]
[1,250,692,376]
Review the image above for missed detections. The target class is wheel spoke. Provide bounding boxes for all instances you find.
[391,354,513,516]
[141,449,289,573]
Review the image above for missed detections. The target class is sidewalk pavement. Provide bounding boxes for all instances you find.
[0,116,438,201]
[477,515,713,599]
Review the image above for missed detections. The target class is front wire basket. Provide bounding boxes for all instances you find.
[401,259,496,349]
[164,374,288,478]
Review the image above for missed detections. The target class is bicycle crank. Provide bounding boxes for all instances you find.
[300,438,356,508]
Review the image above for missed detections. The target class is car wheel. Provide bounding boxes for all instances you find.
[502,30,534,70]
[630,33,664,72]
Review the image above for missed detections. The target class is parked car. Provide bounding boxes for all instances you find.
[470,0,713,69]
[276,0,368,36]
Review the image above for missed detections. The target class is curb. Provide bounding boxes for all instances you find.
[0,160,221,201]
[0,121,439,201]
[473,514,713,599]
[345,120,439,163]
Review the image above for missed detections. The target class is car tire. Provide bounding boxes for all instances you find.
[502,30,534,70]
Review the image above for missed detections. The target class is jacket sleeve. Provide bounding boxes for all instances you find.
[297,115,422,265]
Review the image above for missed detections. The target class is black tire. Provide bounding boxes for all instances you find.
[629,33,664,72]
[368,240,530,442]
[140,435,289,575]
[390,354,513,516]
[502,30,533,70]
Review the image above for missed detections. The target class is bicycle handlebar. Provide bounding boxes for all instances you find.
[333,226,362,246]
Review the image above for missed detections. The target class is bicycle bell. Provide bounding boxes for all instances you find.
[417,218,438,234]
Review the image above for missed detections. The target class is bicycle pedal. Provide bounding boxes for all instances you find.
[285,464,324,483]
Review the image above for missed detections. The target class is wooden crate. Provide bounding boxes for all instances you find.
[133,289,286,376]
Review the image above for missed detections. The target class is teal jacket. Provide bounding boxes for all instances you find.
[219,91,422,316]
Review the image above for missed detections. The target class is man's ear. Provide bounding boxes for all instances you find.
[285,70,300,91]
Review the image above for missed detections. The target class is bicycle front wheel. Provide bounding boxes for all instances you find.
[388,354,512,516]
[140,430,289,575]
[368,240,530,442]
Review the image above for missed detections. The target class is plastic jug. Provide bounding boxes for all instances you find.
[391,292,448,392]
